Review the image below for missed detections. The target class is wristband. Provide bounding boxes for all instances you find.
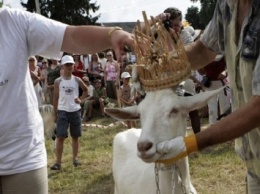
[108,27,122,39]
[184,134,198,154]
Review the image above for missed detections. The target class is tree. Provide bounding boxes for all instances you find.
[185,0,217,29]
[21,0,100,25]
[185,6,203,29]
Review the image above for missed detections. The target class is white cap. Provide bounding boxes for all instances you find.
[121,72,131,79]
[61,55,74,65]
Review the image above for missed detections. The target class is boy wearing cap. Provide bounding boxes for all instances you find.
[51,55,88,170]
[119,72,137,128]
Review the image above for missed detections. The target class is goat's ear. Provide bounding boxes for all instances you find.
[179,87,226,112]
[104,106,140,121]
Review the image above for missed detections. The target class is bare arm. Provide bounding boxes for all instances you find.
[197,96,260,150]
[185,40,216,70]
[61,26,134,62]
[77,78,88,101]
[53,79,60,122]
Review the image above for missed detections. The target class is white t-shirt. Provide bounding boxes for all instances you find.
[57,76,81,112]
[0,8,67,175]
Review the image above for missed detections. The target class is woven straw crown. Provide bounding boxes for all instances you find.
[133,11,191,91]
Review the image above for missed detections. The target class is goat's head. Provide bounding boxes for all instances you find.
[105,87,224,163]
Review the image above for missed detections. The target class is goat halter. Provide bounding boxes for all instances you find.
[132,11,191,92]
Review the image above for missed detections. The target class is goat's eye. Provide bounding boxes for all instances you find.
[169,109,178,116]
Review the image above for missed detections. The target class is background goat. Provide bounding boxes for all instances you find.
[105,87,223,194]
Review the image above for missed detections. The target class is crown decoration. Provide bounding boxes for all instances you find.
[132,11,191,91]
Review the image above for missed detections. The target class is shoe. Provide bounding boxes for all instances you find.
[73,160,81,167]
[50,163,61,170]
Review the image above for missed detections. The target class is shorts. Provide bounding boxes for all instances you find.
[56,110,82,138]
[0,166,48,194]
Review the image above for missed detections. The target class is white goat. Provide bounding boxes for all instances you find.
[39,104,56,139]
[105,87,223,194]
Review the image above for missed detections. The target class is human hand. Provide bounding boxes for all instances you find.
[155,12,170,22]
[75,98,81,104]
[110,30,134,63]
[156,135,198,165]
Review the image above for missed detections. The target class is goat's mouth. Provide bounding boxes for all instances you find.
[138,152,159,163]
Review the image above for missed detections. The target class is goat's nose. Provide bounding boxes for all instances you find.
[137,141,153,152]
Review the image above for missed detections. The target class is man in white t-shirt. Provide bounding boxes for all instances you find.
[0,7,134,194]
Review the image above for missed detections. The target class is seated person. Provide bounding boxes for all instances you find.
[88,79,109,120]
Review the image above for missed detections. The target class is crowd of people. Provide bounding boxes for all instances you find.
[1,0,260,193]
[30,49,136,120]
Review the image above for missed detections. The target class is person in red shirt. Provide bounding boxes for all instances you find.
[72,54,86,96]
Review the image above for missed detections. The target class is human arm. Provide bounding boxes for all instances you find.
[115,62,120,87]
[156,96,260,164]
[184,40,216,70]
[61,26,134,63]
[75,77,88,104]
[30,71,39,86]
[103,64,107,86]
[53,79,60,122]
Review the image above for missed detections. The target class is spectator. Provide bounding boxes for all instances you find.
[104,51,120,100]
[88,79,109,119]
[119,72,137,128]
[140,7,201,134]
[46,59,60,104]
[81,76,94,121]
[72,54,86,97]
[98,52,107,86]
[29,56,42,106]
[88,53,102,83]
[41,58,49,103]
[82,54,90,73]
[51,55,88,170]
[0,7,134,193]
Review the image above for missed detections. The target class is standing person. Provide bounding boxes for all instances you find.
[29,56,43,106]
[155,1,260,193]
[82,54,90,73]
[140,7,201,134]
[46,59,61,105]
[72,54,86,80]
[98,52,107,86]
[200,55,231,125]
[119,72,137,128]
[88,53,102,83]
[0,7,134,194]
[40,58,49,103]
[72,54,86,97]
[104,51,120,100]
[51,55,88,170]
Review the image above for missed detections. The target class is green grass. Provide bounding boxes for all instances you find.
[46,117,246,194]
